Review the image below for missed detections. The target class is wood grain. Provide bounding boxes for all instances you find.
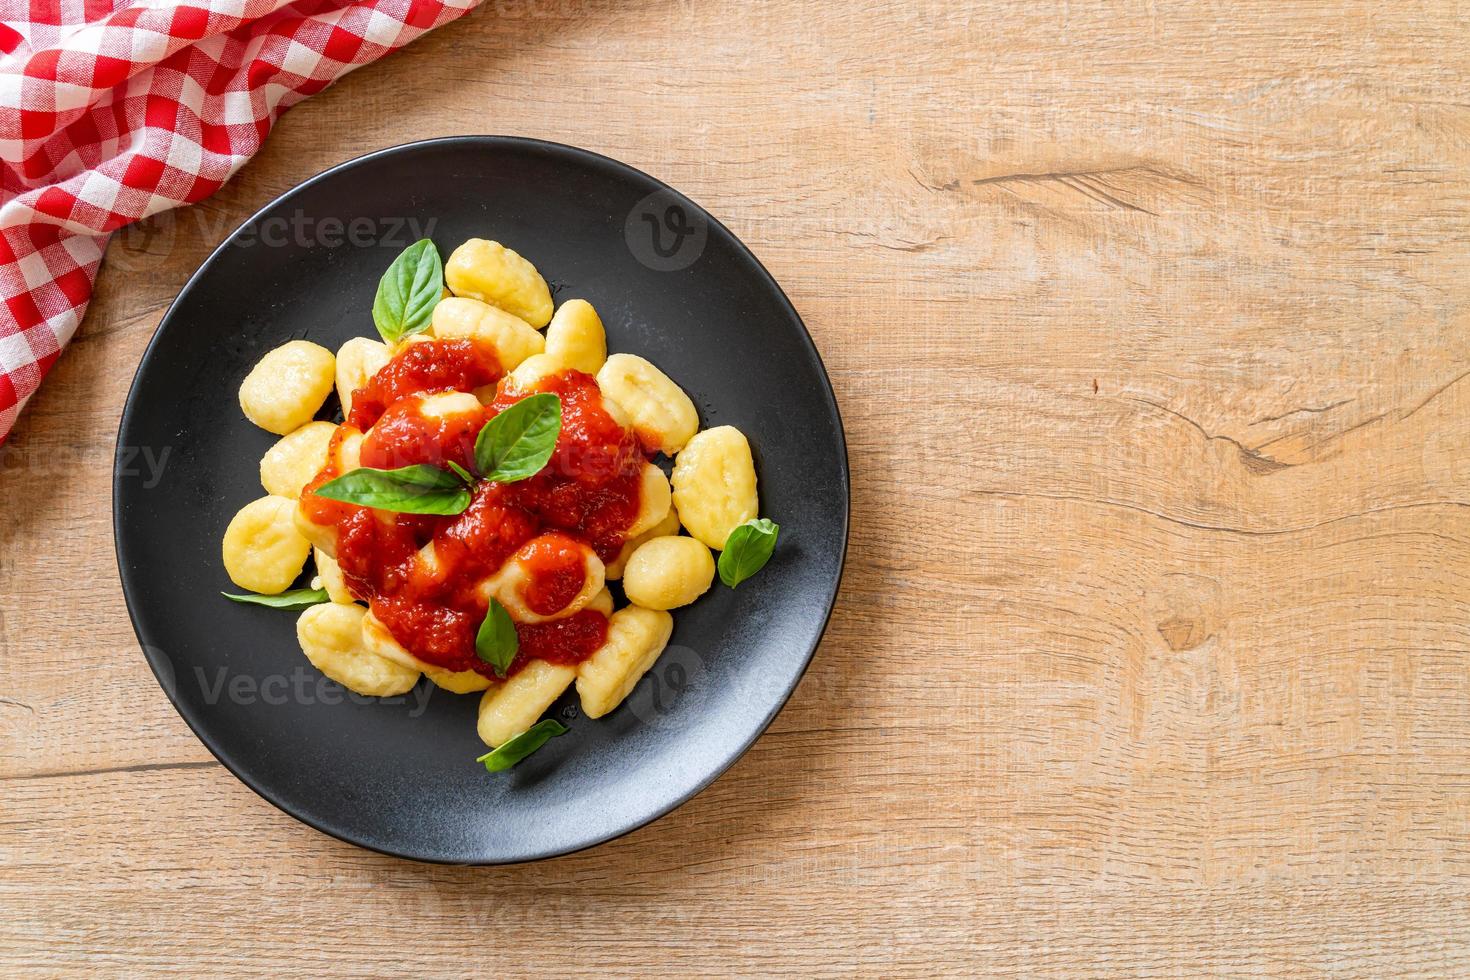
[5,0,1470,974]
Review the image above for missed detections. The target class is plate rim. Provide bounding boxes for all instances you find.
[112,134,850,864]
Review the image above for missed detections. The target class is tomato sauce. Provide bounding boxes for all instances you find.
[347,338,502,430]
[492,370,646,562]
[303,344,650,678]
[359,395,489,472]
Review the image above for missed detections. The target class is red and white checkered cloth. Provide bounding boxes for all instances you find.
[0,0,479,443]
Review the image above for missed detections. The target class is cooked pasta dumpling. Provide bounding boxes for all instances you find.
[625,462,673,539]
[622,535,715,610]
[477,659,576,747]
[544,299,607,374]
[335,337,391,420]
[260,421,337,499]
[432,296,545,370]
[425,667,496,694]
[595,353,699,454]
[586,587,615,617]
[360,609,431,672]
[223,495,312,594]
[508,352,560,388]
[239,340,335,435]
[312,547,354,604]
[670,425,758,549]
[445,238,554,328]
[297,603,420,697]
[480,533,606,623]
[575,606,675,719]
[606,506,680,580]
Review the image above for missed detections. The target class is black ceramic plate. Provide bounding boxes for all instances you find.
[113,137,848,863]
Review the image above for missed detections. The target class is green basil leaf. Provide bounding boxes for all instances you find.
[473,392,562,482]
[476,719,569,772]
[446,459,475,485]
[717,518,780,588]
[312,465,470,515]
[475,597,519,677]
[372,239,443,343]
[221,588,330,610]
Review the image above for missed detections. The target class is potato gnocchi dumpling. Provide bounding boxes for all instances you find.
[223,495,312,594]
[432,296,545,370]
[480,534,607,624]
[239,340,335,435]
[670,425,759,549]
[425,666,495,694]
[223,235,778,773]
[260,421,337,499]
[360,609,432,672]
[294,505,340,558]
[508,351,561,389]
[312,547,354,604]
[576,606,675,719]
[606,507,681,580]
[586,587,615,617]
[297,603,420,697]
[477,659,576,748]
[622,535,715,610]
[445,239,554,328]
[543,299,607,374]
[333,427,364,470]
[625,462,673,539]
[596,353,699,454]
[335,337,391,420]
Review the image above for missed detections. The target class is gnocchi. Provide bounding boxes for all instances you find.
[480,533,606,623]
[671,425,758,549]
[361,609,433,672]
[595,353,699,454]
[622,536,715,610]
[586,587,615,617]
[425,666,495,694]
[477,659,577,747]
[297,603,420,697]
[223,235,778,774]
[606,506,680,580]
[222,495,312,594]
[508,352,561,389]
[445,239,554,327]
[575,606,674,719]
[543,299,607,374]
[259,421,337,499]
[238,340,335,435]
[625,462,673,538]
[312,547,354,604]
[432,296,545,370]
[335,337,392,420]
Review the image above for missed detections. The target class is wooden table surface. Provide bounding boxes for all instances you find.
[5,1,1470,975]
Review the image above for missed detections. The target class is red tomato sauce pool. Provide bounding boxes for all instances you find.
[304,346,650,677]
[347,338,502,430]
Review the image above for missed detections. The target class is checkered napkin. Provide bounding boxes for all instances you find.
[0,0,479,443]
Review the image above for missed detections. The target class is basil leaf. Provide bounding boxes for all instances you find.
[446,460,475,485]
[476,719,569,772]
[473,392,562,482]
[312,465,470,515]
[475,597,518,677]
[221,588,330,610]
[717,518,780,588]
[372,239,443,343]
